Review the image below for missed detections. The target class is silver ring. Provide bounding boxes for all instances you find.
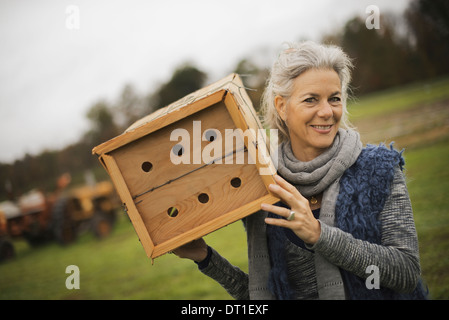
[287,210,295,221]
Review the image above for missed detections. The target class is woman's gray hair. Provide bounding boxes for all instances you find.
[261,41,354,143]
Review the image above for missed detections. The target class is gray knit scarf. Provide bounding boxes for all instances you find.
[274,128,363,299]
[277,128,362,198]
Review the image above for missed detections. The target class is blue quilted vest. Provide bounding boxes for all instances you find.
[267,144,428,300]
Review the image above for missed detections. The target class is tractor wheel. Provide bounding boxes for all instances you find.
[0,238,15,262]
[91,211,113,239]
[23,217,48,247]
[51,197,78,245]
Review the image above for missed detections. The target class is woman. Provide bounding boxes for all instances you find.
[174,41,427,300]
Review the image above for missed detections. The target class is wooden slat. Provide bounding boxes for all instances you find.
[101,154,155,258]
[223,91,277,189]
[151,193,279,258]
[225,75,278,179]
[92,91,225,156]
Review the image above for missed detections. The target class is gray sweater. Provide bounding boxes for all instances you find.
[199,166,422,299]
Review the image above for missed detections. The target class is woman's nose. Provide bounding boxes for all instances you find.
[317,101,333,119]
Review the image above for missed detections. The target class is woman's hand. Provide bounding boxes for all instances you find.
[262,175,321,245]
[172,238,208,262]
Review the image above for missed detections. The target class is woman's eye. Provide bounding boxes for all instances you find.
[304,97,316,103]
[329,96,341,103]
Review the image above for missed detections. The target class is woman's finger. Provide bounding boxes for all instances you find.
[264,216,291,228]
[268,183,294,204]
[274,175,304,199]
[268,183,306,210]
[260,203,290,219]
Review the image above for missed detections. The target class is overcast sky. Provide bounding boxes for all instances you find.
[0,0,410,163]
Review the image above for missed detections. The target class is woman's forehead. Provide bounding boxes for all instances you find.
[291,69,341,95]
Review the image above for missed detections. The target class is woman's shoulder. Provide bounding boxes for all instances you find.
[357,143,405,171]
[340,143,405,194]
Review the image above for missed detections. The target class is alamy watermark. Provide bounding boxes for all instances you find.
[365,5,380,30]
[169,121,278,176]
[365,265,380,289]
[65,5,80,30]
[65,265,80,289]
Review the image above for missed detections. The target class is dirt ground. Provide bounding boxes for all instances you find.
[352,98,449,150]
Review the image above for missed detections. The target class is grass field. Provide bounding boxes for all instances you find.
[1,76,449,300]
[405,140,449,299]
[0,214,248,300]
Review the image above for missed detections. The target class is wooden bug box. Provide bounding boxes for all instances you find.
[92,73,278,260]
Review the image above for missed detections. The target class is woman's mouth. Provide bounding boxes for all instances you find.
[311,124,333,133]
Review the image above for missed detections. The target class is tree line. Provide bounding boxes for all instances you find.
[1,0,447,200]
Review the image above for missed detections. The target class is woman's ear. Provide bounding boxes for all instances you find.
[274,95,287,121]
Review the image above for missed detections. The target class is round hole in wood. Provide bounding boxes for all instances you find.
[167,207,179,217]
[172,144,184,157]
[230,177,242,188]
[141,161,153,172]
[198,193,209,203]
[204,130,217,142]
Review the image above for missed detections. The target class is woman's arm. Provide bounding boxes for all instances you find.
[173,239,249,299]
[311,166,422,293]
[198,246,249,300]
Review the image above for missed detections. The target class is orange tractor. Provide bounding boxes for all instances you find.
[0,174,120,261]
[51,179,120,245]
[0,201,18,262]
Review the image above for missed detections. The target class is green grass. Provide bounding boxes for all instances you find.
[0,215,248,300]
[403,139,449,299]
[348,76,449,119]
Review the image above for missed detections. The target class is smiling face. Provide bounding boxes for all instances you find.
[275,68,343,162]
